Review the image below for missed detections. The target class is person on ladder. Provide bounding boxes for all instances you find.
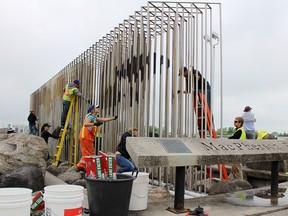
[179,66,214,131]
[75,104,118,172]
[61,79,90,128]
[179,66,211,109]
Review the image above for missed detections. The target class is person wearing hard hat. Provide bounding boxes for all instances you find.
[61,79,87,128]
[75,104,117,172]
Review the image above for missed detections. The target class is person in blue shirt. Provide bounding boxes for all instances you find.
[242,106,256,139]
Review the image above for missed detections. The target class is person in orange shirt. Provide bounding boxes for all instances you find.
[75,104,117,171]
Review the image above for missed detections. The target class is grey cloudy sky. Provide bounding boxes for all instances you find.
[0,0,287,133]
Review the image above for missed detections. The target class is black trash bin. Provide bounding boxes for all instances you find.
[86,173,135,216]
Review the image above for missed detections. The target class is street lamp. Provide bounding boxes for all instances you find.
[204,31,219,48]
[204,31,220,137]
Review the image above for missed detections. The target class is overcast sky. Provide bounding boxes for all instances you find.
[1,0,288,133]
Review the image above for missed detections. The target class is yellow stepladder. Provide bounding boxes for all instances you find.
[69,97,79,166]
[53,97,76,166]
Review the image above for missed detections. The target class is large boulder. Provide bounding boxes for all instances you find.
[208,179,252,195]
[0,164,44,191]
[0,133,47,189]
[46,162,83,185]
[57,166,82,185]
[246,161,288,172]
[0,128,14,134]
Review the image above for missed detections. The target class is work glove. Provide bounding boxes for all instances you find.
[114,116,118,120]
[94,122,103,126]
[86,99,92,104]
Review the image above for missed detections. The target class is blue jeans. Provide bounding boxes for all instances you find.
[61,100,71,127]
[245,130,255,139]
[29,124,37,135]
[116,155,137,173]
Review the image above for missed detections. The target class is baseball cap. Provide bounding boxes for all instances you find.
[88,105,100,113]
[73,79,80,85]
[244,106,252,112]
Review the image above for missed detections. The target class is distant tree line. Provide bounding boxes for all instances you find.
[147,126,288,138]
[279,132,288,136]
[217,127,288,138]
[216,127,235,138]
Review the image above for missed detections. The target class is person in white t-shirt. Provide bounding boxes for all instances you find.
[242,106,256,139]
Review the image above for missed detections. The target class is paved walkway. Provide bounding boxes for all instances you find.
[129,195,288,216]
[127,181,288,216]
[45,172,288,216]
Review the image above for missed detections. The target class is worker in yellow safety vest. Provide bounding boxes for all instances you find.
[228,116,246,179]
[61,79,88,128]
[256,130,268,140]
[228,117,246,140]
[75,104,117,172]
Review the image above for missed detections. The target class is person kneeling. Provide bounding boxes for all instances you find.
[115,128,138,173]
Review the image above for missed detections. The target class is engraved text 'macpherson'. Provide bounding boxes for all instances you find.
[201,141,279,151]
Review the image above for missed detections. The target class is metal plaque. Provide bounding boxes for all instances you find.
[159,139,191,153]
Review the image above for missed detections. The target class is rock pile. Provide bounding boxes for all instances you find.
[0,133,47,191]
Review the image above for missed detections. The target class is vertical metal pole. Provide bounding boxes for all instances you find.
[165,8,171,137]
[208,4,213,138]
[178,11,184,138]
[146,3,151,137]
[201,6,206,138]
[194,7,200,137]
[271,161,279,196]
[171,3,179,138]
[131,15,138,129]
[139,8,144,135]
[190,4,195,137]
[219,3,224,138]
[152,8,157,137]
[159,2,164,138]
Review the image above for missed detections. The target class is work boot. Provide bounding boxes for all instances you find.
[83,208,89,214]
[75,164,85,172]
[79,171,85,179]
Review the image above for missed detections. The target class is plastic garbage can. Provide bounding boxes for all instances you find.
[123,171,149,211]
[85,173,135,216]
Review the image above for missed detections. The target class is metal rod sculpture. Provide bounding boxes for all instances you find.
[30,1,222,165]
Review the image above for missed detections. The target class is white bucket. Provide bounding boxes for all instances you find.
[44,185,84,216]
[123,172,149,211]
[0,187,32,216]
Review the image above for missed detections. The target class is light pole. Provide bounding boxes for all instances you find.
[204,31,220,137]
[204,31,220,72]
